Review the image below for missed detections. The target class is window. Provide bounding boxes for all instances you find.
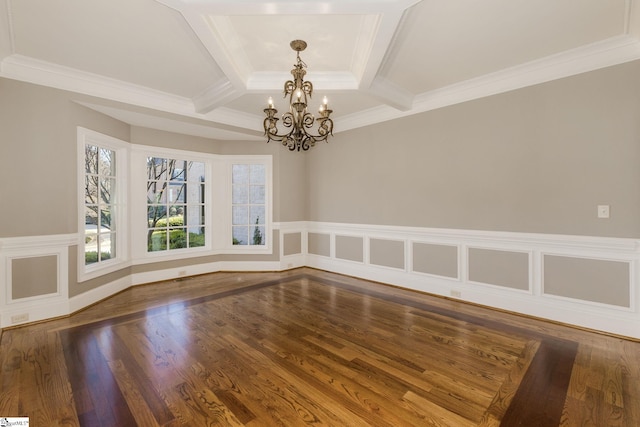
[78,128,128,280]
[146,157,206,252]
[84,145,116,264]
[232,163,266,246]
[99,145,269,263]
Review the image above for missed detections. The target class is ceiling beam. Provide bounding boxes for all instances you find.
[366,76,413,111]
[155,0,422,114]
[192,79,241,114]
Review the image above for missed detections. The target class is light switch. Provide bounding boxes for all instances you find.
[597,205,610,219]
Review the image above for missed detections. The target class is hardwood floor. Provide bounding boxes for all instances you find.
[1,268,639,426]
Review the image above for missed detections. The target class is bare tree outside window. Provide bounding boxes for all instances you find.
[146,157,205,252]
[84,145,116,264]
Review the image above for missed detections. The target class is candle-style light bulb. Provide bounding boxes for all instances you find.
[296,90,302,101]
[268,97,274,108]
[323,96,328,108]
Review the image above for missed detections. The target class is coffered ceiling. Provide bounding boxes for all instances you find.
[1,0,639,141]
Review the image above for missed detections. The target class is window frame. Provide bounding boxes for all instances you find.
[82,143,273,268]
[77,127,129,282]
[223,155,273,254]
[131,145,213,263]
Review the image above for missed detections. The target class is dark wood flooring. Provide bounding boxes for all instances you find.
[1,268,639,426]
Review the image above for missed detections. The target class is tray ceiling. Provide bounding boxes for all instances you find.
[1,0,639,141]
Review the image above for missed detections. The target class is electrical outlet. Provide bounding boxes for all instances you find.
[178,270,187,276]
[450,290,461,298]
[11,313,29,324]
[597,205,610,219]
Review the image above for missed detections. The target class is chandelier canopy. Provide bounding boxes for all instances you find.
[263,40,334,151]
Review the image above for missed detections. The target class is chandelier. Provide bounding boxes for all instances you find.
[263,40,334,151]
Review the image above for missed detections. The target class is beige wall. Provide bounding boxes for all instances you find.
[335,235,364,262]
[12,255,58,299]
[307,60,640,238]
[4,59,640,307]
[308,232,330,257]
[544,255,630,307]
[370,238,405,269]
[0,79,130,238]
[283,232,302,256]
[412,242,458,278]
[0,79,305,299]
[468,248,530,290]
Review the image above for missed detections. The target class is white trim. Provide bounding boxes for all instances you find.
[0,233,77,250]
[339,35,640,133]
[192,80,240,114]
[224,155,273,253]
[0,234,72,327]
[129,148,273,259]
[3,249,67,303]
[409,239,461,281]
[540,252,636,312]
[303,221,640,339]
[130,144,214,260]
[465,246,534,295]
[2,223,639,339]
[333,232,366,265]
[3,34,639,138]
[368,235,408,271]
[130,260,282,286]
[248,71,359,92]
[77,128,130,282]
[69,275,132,314]
[1,54,194,115]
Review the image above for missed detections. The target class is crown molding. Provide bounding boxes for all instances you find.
[3,34,640,140]
[411,35,640,113]
[1,54,194,112]
[77,101,262,141]
[157,0,422,15]
[357,2,420,89]
[247,71,359,92]
[349,14,383,83]
[0,53,303,138]
[336,103,406,133]
[338,34,640,133]
[156,0,420,115]
[193,79,241,114]
[202,106,263,133]
[197,14,252,87]
[366,76,414,111]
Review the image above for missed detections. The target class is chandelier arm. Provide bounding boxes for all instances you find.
[301,81,313,97]
[283,80,295,96]
[263,40,334,151]
[264,119,333,149]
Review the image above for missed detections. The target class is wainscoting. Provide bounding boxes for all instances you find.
[281,222,640,339]
[0,234,73,327]
[2,222,639,339]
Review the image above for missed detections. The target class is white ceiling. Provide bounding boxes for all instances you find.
[1,0,640,141]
